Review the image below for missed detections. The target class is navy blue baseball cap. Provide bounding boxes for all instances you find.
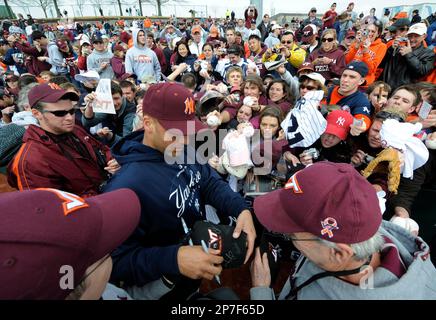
[344,61,368,78]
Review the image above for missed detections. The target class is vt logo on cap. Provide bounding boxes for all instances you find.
[184,97,195,115]
[36,188,89,215]
[284,173,303,194]
[48,83,62,91]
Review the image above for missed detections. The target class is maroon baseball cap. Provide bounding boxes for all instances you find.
[28,83,79,108]
[254,162,382,244]
[0,188,141,299]
[142,82,207,135]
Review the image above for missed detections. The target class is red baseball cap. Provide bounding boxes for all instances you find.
[142,82,207,135]
[0,188,140,299]
[254,162,382,244]
[28,83,79,108]
[324,110,353,140]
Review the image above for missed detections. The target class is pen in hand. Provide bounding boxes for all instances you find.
[201,239,221,285]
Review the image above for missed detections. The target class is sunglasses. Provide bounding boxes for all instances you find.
[346,36,356,40]
[42,108,76,117]
[300,84,318,91]
[322,38,334,42]
[281,40,292,44]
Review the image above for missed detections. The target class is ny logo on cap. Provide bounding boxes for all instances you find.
[48,83,62,91]
[336,117,345,126]
[320,217,339,238]
[284,172,303,194]
[184,97,195,115]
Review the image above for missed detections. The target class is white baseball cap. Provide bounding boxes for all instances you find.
[74,70,100,83]
[300,72,326,85]
[271,24,283,31]
[407,23,427,36]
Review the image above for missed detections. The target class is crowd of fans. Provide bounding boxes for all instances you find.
[0,2,436,300]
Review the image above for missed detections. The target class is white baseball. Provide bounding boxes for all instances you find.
[207,115,221,127]
[243,96,254,107]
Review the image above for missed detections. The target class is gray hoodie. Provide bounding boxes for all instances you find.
[250,221,436,300]
[87,49,114,80]
[125,29,161,82]
[47,42,68,75]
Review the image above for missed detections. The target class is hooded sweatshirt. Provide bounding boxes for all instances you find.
[86,48,114,80]
[125,29,161,82]
[250,221,436,300]
[345,38,387,85]
[103,131,248,287]
[47,42,68,75]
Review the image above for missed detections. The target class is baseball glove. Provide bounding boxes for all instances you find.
[360,147,401,194]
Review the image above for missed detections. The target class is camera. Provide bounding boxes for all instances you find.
[398,37,408,46]
[362,154,375,165]
[271,47,281,54]
[304,148,319,160]
[361,29,369,37]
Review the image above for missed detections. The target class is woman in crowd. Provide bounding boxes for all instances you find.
[345,20,387,86]
[306,29,346,83]
[265,79,293,115]
[169,40,197,81]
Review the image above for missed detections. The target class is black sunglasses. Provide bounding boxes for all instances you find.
[281,40,292,44]
[300,84,318,91]
[42,108,76,117]
[322,38,334,42]
[346,36,356,40]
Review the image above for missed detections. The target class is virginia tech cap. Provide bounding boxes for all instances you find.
[28,83,79,108]
[142,82,207,135]
[254,162,382,244]
[0,188,141,299]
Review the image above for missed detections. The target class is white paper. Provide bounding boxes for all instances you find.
[92,78,116,114]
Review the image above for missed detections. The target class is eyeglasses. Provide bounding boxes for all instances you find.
[300,84,318,91]
[322,38,334,42]
[281,40,292,44]
[41,108,76,117]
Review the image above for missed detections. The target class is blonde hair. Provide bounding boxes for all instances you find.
[321,29,338,50]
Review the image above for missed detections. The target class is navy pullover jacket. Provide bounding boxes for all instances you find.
[103,131,248,287]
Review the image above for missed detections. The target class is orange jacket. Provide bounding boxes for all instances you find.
[144,18,152,29]
[345,38,387,85]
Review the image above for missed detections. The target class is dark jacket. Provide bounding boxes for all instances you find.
[82,98,136,145]
[151,43,168,74]
[257,21,271,42]
[7,124,111,196]
[387,150,436,215]
[103,131,248,286]
[380,44,435,89]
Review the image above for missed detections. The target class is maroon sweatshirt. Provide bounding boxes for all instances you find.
[151,44,168,74]
[14,42,51,76]
[306,47,346,81]
[110,56,126,80]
